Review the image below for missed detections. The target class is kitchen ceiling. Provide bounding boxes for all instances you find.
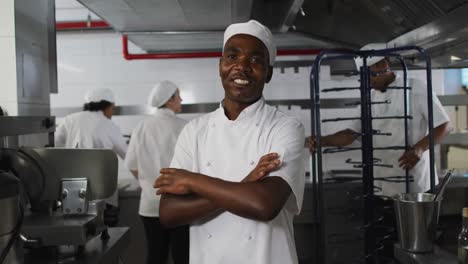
[296,0,468,68]
[75,0,306,32]
[71,0,468,68]
[76,0,344,53]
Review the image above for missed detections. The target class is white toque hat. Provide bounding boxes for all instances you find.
[223,20,276,66]
[84,88,115,103]
[354,43,388,70]
[148,80,178,108]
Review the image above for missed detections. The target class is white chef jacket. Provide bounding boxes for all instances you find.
[170,97,306,264]
[350,76,450,196]
[124,108,187,217]
[55,111,127,159]
[55,111,128,206]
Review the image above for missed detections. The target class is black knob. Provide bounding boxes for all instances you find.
[42,118,54,129]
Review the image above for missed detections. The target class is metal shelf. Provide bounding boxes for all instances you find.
[51,95,468,118]
[51,98,362,117]
[0,117,55,137]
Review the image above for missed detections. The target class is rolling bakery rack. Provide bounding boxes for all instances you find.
[309,46,437,264]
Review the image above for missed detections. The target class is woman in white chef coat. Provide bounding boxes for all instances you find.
[124,81,188,264]
[55,88,127,159]
[55,88,127,226]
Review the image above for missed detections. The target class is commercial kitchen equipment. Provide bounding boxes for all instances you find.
[0,116,130,264]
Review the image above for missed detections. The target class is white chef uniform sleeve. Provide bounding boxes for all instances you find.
[170,122,194,170]
[110,124,128,160]
[54,121,67,147]
[413,79,450,127]
[269,118,306,214]
[124,125,140,171]
[347,105,362,133]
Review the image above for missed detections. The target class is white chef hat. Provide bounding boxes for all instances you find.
[354,43,388,70]
[148,80,178,108]
[84,88,115,103]
[223,20,276,66]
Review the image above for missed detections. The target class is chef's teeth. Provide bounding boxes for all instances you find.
[234,79,249,85]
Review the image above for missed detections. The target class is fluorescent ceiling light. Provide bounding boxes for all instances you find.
[451,56,462,61]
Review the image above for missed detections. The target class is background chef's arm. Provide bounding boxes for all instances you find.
[111,128,128,160]
[54,123,67,147]
[320,129,359,147]
[414,122,450,151]
[124,127,139,179]
[113,137,127,160]
[413,79,451,153]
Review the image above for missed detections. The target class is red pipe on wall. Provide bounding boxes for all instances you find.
[56,21,322,60]
[56,21,111,30]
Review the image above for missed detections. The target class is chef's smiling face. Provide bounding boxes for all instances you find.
[219,34,273,104]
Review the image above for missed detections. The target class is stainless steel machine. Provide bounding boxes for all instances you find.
[0,148,130,264]
[0,171,21,264]
[0,116,130,264]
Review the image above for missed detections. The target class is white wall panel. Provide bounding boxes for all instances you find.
[53,31,457,179]
[0,37,18,103]
[0,1,16,113]
[0,0,15,37]
[0,102,18,116]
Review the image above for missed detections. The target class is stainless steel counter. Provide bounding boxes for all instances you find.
[51,94,468,118]
[441,133,468,146]
[24,227,130,264]
[394,244,457,264]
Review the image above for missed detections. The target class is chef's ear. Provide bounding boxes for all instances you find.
[265,66,273,84]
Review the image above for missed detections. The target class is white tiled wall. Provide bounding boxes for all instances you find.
[52,31,460,179]
[52,32,318,132]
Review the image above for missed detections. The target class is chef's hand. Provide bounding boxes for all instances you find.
[243,153,281,183]
[154,168,197,195]
[398,147,424,170]
[307,136,316,154]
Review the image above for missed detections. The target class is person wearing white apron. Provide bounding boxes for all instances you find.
[55,88,127,225]
[308,43,450,262]
[125,81,188,264]
[154,20,306,264]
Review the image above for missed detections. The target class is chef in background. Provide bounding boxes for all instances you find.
[125,81,189,264]
[308,43,451,262]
